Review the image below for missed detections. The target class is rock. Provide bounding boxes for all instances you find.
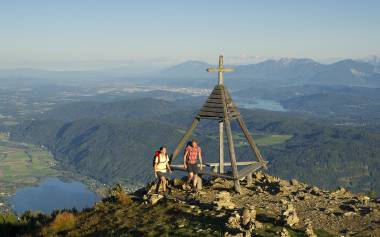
[290,178,299,186]
[331,187,350,199]
[282,203,299,227]
[226,207,257,237]
[146,181,158,195]
[305,221,317,237]
[182,183,192,191]
[172,178,184,188]
[213,191,235,210]
[255,186,264,193]
[253,171,264,181]
[339,204,356,212]
[149,194,164,205]
[358,195,370,206]
[224,233,244,237]
[279,227,291,237]
[254,220,264,229]
[310,186,322,196]
[343,211,356,217]
[227,212,241,229]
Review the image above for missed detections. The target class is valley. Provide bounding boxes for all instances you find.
[0,57,380,220]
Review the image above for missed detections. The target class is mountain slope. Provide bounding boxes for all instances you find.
[3,173,380,236]
[10,100,380,195]
[39,98,183,122]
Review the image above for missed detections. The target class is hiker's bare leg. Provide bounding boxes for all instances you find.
[156,179,160,193]
[193,174,198,190]
[188,172,194,183]
[161,176,166,192]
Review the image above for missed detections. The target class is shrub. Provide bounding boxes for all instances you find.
[46,212,76,234]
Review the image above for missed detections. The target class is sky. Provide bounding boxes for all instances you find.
[0,0,379,70]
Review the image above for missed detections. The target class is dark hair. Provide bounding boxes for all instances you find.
[159,146,166,151]
[191,139,198,144]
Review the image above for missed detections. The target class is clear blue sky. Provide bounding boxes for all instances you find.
[0,0,379,70]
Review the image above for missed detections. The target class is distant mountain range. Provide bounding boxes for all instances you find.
[1,57,380,89]
[153,58,380,89]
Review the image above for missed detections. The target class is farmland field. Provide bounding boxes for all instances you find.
[233,133,292,147]
[0,133,59,193]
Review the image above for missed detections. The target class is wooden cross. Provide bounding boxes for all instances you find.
[206,55,234,174]
[207,55,234,85]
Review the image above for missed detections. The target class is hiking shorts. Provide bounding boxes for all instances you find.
[187,163,199,174]
[156,171,167,179]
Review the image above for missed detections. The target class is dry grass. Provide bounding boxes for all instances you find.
[41,212,76,236]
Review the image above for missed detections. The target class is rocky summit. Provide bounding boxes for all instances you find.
[141,172,380,236]
[6,172,380,236]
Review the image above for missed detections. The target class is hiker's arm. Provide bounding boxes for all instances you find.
[199,149,203,170]
[183,150,189,168]
[166,162,172,173]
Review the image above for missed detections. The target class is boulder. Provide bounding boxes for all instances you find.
[282,203,299,227]
[358,195,370,206]
[279,228,291,237]
[305,221,317,237]
[213,191,235,210]
[226,207,257,237]
[290,178,299,186]
[149,194,164,205]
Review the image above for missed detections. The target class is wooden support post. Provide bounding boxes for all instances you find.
[236,115,266,165]
[170,117,200,162]
[246,173,253,187]
[221,86,241,193]
[219,120,224,173]
[196,176,203,191]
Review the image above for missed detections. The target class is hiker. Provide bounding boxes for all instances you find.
[153,146,172,193]
[183,139,203,191]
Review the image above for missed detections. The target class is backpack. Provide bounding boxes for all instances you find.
[152,151,168,167]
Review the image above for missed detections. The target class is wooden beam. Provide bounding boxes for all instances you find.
[198,111,224,118]
[221,86,241,193]
[170,117,200,162]
[236,115,266,165]
[200,107,224,113]
[219,120,224,174]
[170,165,235,179]
[224,88,266,166]
[246,173,253,186]
[237,163,265,179]
[204,161,259,167]
[170,162,265,180]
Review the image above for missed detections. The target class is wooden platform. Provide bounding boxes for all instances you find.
[170,161,266,180]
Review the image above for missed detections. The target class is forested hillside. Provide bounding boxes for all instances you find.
[9,98,380,194]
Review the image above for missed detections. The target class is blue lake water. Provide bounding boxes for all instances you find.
[235,98,286,112]
[10,178,101,214]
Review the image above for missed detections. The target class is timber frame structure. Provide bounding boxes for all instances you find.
[170,55,267,193]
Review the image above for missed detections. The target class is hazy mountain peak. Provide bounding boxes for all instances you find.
[277,57,317,66]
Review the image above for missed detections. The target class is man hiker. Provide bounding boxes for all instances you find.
[183,139,203,191]
[153,146,172,193]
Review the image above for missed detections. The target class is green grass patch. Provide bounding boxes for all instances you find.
[255,134,293,146]
[0,137,58,193]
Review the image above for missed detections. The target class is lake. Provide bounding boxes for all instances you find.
[235,98,286,111]
[10,178,101,214]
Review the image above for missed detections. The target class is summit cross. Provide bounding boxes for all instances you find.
[206,55,234,85]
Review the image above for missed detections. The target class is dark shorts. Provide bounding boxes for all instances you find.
[157,171,167,179]
[187,163,199,174]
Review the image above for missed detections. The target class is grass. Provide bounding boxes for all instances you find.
[255,134,293,146]
[0,120,18,126]
[0,135,59,193]
[234,133,293,147]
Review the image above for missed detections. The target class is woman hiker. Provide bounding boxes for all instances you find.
[153,146,172,193]
[183,139,203,191]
